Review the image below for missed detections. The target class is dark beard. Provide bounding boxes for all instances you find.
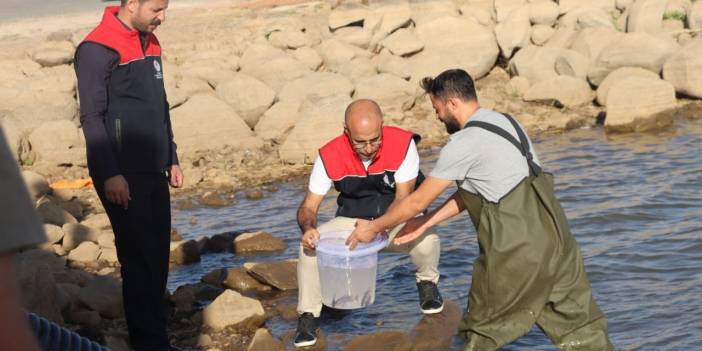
[444,118,461,134]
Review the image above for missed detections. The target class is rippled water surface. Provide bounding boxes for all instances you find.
[170,119,702,350]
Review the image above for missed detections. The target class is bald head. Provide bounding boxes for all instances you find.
[344,99,383,134]
[344,99,384,161]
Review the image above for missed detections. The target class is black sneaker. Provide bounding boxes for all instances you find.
[417,280,443,314]
[293,312,319,347]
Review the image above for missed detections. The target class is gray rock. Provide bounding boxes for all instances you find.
[22,171,50,199]
[627,0,667,34]
[328,6,369,30]
[32,43,74,67]
[279,94,351,164]
[44,224,64,244]
[278,72,354,104]
[62,223,99,251]
[223,267,273,294]
[170,94,262,153]
[78,276,123,319]
[380,28,424,56]
[254,100,303,142]
[597,67,660,106]
[495,6,532,58]
[524,76,595,107]
[376,50,411,80]
[344,330,411,351]
[234,231,287,254]
[81,213,111,231]
[244,260,298,291]
[530,24,555,45]
[37,200,77,226]
[354,74,415,115]
[67,242,101,263]
[247,328,285,351]
[202,290,265,331]
[529,0,560,25]
[663,38,702,98]
[290,47,323,71]
[605,77,677,132]
[170,240,201,265]
[216,74,276,129]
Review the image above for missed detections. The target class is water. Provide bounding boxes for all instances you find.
[318,266,378,310]
[169,118,702,350]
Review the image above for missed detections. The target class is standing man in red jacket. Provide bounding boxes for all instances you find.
[74,1,183,350]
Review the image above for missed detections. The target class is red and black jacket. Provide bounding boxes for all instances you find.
[319,126,424,219]
[76,6,173,176]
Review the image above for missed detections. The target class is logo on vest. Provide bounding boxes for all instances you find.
[153,60,163,80]
[383,174,395,188]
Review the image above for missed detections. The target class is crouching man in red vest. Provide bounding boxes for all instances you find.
[293,99,442,347]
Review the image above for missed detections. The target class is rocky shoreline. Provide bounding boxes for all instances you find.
[5,0,702,349]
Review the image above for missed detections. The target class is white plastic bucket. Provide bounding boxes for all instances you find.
[315,229,388,309]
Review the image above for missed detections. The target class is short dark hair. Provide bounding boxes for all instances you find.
[121,0,148,6]
[420,69,477,102]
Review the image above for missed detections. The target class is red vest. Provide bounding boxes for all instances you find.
[78,6,171,175]
[319,126,422,219]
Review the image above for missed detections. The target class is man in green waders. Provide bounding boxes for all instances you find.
[347,69,614,350]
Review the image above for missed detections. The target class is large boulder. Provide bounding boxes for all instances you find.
[170,240,201,265]
[279,94,350,164]
[216,74,276,129]
[247,328,285,351]
[409,0,460,26]
[367,1,413,51]
[268,29,308,49]
[278,72,354,104]
[0,91,78,133]
[597,67,661,106]
[376,50,411,80]
[239,44,309,92]
[409,16,499,82]
[37,200,77,226]
[319,39,370,70]
[605,77,677,132]
[343,331,412,351]
[31,41,74,67]
[663,38,702,98]
[21,171,50,199]
[588,32,679,86]
[202,290,265,331]
[523,76,595,107]
[570,27,624,61]
[494,0,527,22]
[555,50,591,80]
[233,231,287,254]
[379,28,424,57]
[627,0,667,34]
[78,276,123,319]
[354,74,416,116]
[410,300,462,350]
[508,45,561,84]
[44,224,64,244]
[690,1,702,29]
[544,26,579,49]
[222,267,273,294]
[28,120,82,165]
[495,6,532,58]
[529,0,560,25]
[254,100,303,142]
[14,251,63,323]
[334,27,373,50]
[328,6,369,30]
[244,260,298,291]
[67,241,100,264]
[290,47,323,71]
[337,57,378,84]
[62,223,100,251]
[531,24,555,45]
[170,94,262,153]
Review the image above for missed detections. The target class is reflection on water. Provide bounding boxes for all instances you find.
[170,119,702,350]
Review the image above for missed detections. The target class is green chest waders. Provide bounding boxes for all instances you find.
[457,115,613,351]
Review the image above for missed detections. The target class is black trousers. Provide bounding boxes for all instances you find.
[95,173,171,351]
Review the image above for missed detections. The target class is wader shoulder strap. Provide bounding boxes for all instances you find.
[464,114,542,176]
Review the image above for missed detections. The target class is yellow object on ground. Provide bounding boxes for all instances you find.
[50,178,93,189]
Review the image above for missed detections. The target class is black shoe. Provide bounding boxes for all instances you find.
[417,280,443,314]
[293,312,319,347]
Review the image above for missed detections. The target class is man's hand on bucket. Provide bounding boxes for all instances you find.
[302,228,321,250]
[347,219,379,250]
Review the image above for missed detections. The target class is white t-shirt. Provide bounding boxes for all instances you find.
[309,139,420,195]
